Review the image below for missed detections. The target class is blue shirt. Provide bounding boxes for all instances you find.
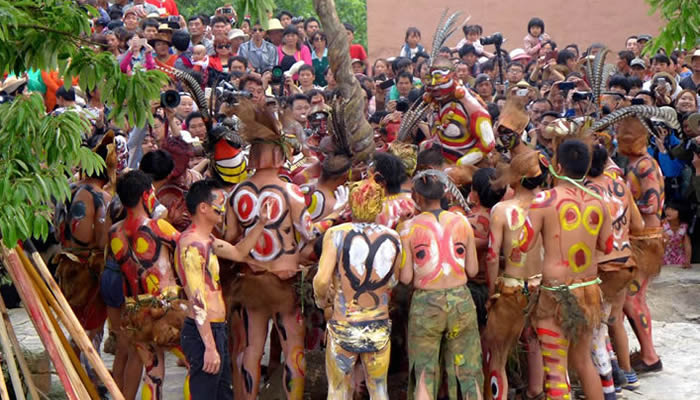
[649,133,684,177]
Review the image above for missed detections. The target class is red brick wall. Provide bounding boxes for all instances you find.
[367,0,663,61]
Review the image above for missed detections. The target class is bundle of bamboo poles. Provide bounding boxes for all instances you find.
[0,240,125,400]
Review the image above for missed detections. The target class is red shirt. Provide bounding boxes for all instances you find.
[145,0,179,15]
[350,44,367,61]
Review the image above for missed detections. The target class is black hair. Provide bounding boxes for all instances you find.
[556,139,591,179]
[396,71,413,83]
[373,152,407,195]
[277,10,293,20]
[532,98,553,109]
[141,18,159,31]
[343,22,355,33]
[239,73,262,91]
[541,40,557,51]
[106,20,124,31]
[463,24,480,36]
[540,111,560,120]
[618,50,635,66]
[140,149,175,181]
[186,179,224,215]
[298,64,315,75]
[565,44,579,57]
[307,88,324,100]
[56,86,76,101]
[304,17,319,31]
[527,17,545,34]
[289,93,309,106]
[210,15,229,26]
[556,49,576,65]
[459,44,477,58]
[412,51,430,64]
[392,57,412,74]
[588,144,608,178]
[472,167,505,208]
[608,74,630,94]
[310,31,327,45]
[405,27,421,42]
[172,30,191,52]
[627,76,643,89]
[506,62,524,72]
[187,15,206,25]
[438,46,452,54]
[185,112,204,128]
[486,102,500,120]
[369,111,389,124]
[116,170,153,208]
[480,59,495,72]
[416,145,445,170]
[229,55,248,69]
[651,54,670,66]
[414,174,444,200]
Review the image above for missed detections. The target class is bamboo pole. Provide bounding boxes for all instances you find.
[22,240,126,400]
[0,246,84,399]
[17,247,100,400]
[0,293,26,400]
[0,295,40,400]
[0,368,10,400]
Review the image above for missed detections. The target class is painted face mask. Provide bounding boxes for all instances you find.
[213,139,247,184]
[497,125,519,150]
[427,67,456,101]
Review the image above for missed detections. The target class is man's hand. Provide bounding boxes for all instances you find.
[203,345,221,374]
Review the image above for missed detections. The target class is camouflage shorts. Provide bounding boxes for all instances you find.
[407,285,483,400]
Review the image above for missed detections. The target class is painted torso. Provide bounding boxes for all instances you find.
[327,222,400,323]
[529,186,613,283]
[399,210,473,290]
[626,155,664,228]
[467,204,491,284]
[488,197,541,280]
[585,170,633,262]
[302,183,337,222]
[229,174,313,275]
[57,182,110,250]
[108,217,180,297]
[375,191,417,230]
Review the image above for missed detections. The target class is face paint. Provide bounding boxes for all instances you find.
[213,139,247,184]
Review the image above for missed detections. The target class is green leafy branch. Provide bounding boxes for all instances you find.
[644,0,700,55]
[0,0,169,247]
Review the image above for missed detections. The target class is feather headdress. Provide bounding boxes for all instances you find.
[397,98,431,142]
[590,105,680,133]
[429,9,466,65]
[583,47,614,110]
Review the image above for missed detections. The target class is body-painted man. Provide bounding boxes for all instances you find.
[158,134,204,231]
[224,100,315,400]
[372,152,418,230]
[466,167,506,330]
[484,148,546,400]
[313,178,402,399]
[176,180,268,400]
[54,135,115,336]
[585,144,645,397]
[590,106,679,374]
[527,139,614,400]
[399,170,483,400]
[423,56,495,166]
[106,170,185,400]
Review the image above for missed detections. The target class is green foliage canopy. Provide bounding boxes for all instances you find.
[175,0,369,49]
[645,0,700,54]
[0,0,167,247]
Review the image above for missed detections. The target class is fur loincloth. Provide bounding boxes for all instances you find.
[630,227,664,278]
[533,277,602,341]
[122,289,188,347]
[230,267,298,315]
[599,257,637,301]
[483,275,540,364]
[54,249,107,330]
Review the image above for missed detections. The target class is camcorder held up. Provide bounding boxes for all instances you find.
[216,81,252,104]
[160,90,181,108]
[480,32,503,47]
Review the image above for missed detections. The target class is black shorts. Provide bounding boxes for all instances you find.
[100,259,124,308]
[181,318,233,400]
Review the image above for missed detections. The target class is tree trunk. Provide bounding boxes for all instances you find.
[313,0,374,161]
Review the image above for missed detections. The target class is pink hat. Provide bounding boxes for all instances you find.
[509,48,531,62]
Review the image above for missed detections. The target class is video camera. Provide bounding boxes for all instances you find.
[215,81,252,103]
[160,90,181,108]
[480,32,503,47]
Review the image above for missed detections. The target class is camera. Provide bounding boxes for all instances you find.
[396,97,410,113]
[572,91,592,102]
[160,90,181,108]
[480,32,503,47]
[216,81,252,103]
[270,66,284,85]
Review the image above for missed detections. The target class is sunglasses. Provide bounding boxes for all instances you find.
[313,37,325,42]
[252,28,264,32]
[217,44,231,49]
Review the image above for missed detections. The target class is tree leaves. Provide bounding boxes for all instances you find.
[644,0,700,55]
[0,1,169,247]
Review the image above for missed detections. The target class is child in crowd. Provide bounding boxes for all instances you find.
[399,27,425,59]
[455,24,493,58]
[662,202,691,268]
[523,17,551,57]
[191,45,210,89]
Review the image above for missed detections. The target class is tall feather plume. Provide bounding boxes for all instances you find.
[429,9,463,63]
[591,105,680,132]
[397,99,430,142]
[413,169,470,212]
[584,47,609,109]
[155,65,210,123]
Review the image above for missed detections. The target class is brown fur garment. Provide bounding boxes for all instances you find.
[630,229,664,278]
[230,272,297,315]
[533,279,602,341]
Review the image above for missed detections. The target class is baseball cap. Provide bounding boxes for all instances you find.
[630,58,646,69]
[638,34,652,42]
[474,74,491,86]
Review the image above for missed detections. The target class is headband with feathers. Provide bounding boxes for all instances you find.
[413,168,470,212]
[429,9,466,65]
